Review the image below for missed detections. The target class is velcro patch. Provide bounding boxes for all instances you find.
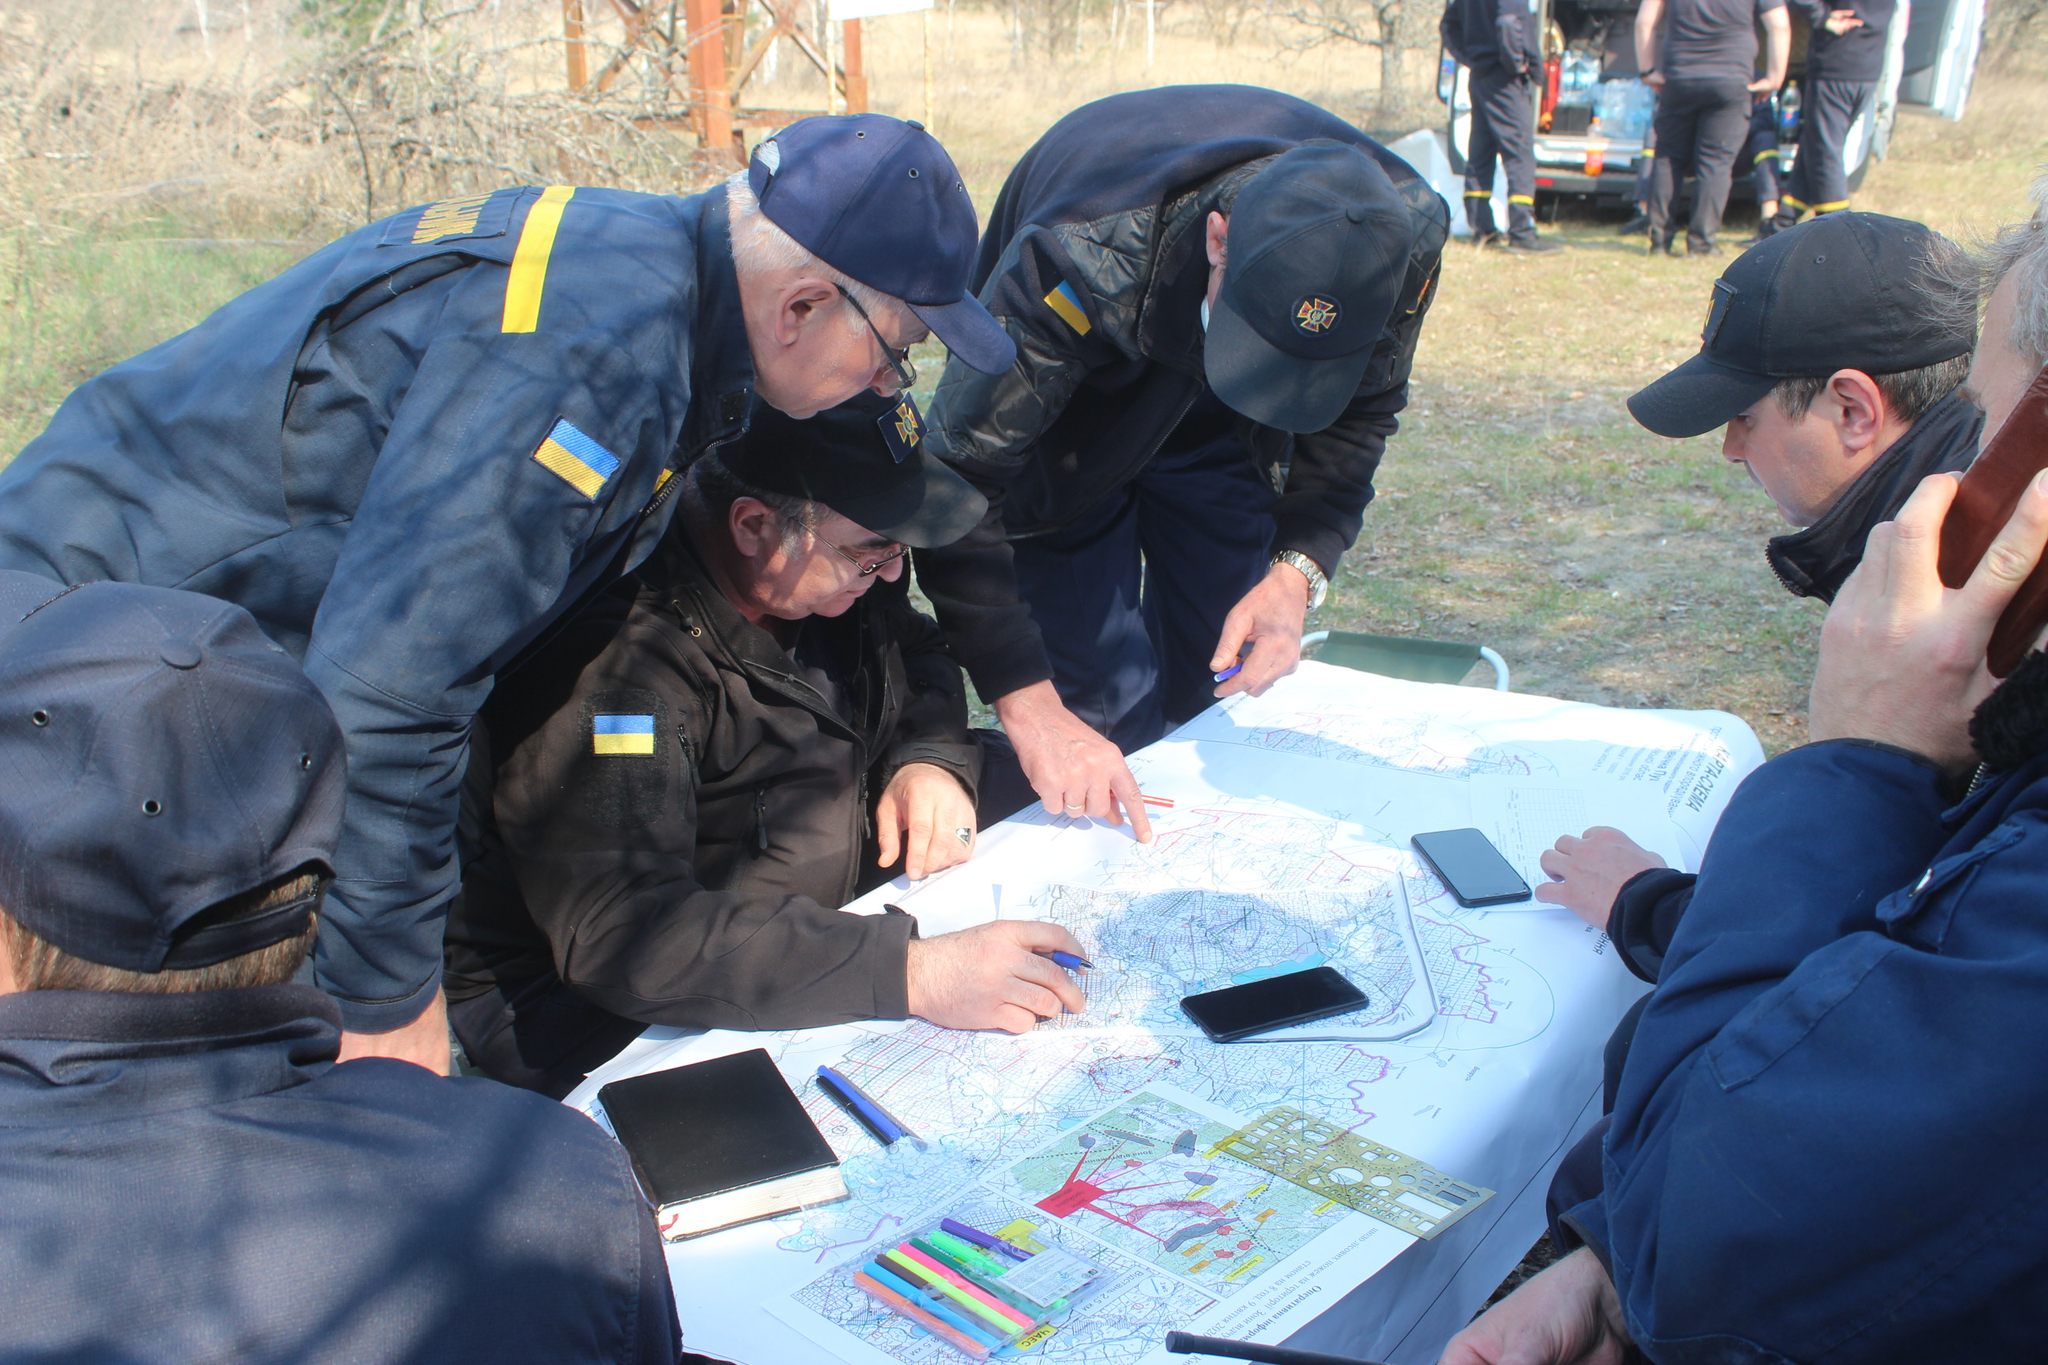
[533,418,620,499]
[877,396,925,463]
[593,714,656,756]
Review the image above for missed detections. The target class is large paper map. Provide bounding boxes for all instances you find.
[567,666,1763,1365]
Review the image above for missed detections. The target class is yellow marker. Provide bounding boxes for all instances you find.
[1224,1255,1265,1283]
[1312,1199,1338,1215]
[880,1250,1021,1336]
[503,186,576,333]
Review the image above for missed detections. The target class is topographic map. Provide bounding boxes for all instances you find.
[1031,884,1434,1042]
[1178,704,1559,781]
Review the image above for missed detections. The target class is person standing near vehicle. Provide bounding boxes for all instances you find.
[915,86,1448,832]
[1740,90,1785,240]
[1637,0,1791,255]
[1773,1,1894,228]
[1442,0,1564,252]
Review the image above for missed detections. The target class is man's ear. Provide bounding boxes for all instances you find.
[772,278,843,348]
[1205,212,1229,270]
[727,496,780,559]
[1829,368,1890,455]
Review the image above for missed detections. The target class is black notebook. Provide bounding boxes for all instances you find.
[598,1048,847,1241]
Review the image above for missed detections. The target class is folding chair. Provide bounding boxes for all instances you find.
[1300,630,1510,692]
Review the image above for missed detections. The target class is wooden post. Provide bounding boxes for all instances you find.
[685,0,735,153]
[563,0,589,89]
[841,18,868,113]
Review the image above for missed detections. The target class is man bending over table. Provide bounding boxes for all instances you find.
[1440,231,2048,1359]
[446,398,1086,1097]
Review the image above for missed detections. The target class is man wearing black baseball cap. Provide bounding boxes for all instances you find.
[0,112,1011,1076]
[1533,212,1979,1086]
[0,574,679,1363]
[445,396,1089,1097]
[913,86,1449,836]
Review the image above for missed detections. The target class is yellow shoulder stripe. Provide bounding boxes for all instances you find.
[502,186,576,334]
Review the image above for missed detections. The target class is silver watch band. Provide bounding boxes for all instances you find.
[1272,551,1328,610]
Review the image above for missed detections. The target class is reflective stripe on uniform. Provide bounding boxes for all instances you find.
[1810,199,1850,212]
[1782,193,1809,210]
[1754,148,1779,163]
[1508,194,1534,205]
[1463,190,1492,198]
[502,186,577,333]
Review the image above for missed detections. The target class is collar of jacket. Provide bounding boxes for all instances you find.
[682,189,757,464]
[1765,388,1984,603]
[648,520,876,732]
[1135,159,1280,371]
[0,984,340,1125]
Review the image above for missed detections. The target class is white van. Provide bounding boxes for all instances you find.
[1435,0,1987,209]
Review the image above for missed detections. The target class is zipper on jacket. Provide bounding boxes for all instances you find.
[753,786,769,853]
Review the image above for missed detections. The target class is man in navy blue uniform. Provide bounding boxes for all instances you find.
[0,572,679,1364]
[0,114,1014,1071]
[1440,192,2048,1365]
[914,87,1448,833]
[1442,0,1563,252]
[1773,1,1894,228]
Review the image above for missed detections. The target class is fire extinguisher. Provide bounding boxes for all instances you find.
[1539,55,1561,130]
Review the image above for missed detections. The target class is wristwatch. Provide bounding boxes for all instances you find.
[1272,550,1329,610]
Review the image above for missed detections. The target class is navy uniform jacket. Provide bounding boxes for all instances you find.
[1563,735,2048,1361]
[0,185,754,1031]
[915,87,1446,700]
[0,984,679,1363]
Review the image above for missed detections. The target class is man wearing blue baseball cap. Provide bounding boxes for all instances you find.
[0,113,1010,1073]
[913,87,1449,832]
[0,572,679,1363]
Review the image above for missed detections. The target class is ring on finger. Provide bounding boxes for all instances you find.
[954,826,972,846]
[1063,801,1085,812]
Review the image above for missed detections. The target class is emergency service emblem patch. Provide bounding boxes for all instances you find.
[592,714,657,756]
[381,188,517,247]
[1294,296,1341,334]
[533,418,620,499]
[1703,280,1739,348]
[1043,279,1092,336]
[877,395,925,464]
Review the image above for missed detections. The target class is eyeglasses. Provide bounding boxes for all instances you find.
[823,537,910,577]
[835,284,918,396]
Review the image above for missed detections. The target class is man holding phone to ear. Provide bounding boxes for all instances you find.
[1443,181,2048,1365]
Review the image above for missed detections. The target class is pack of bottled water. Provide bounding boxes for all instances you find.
[1592,77,1655,142]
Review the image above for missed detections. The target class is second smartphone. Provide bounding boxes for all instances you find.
[1180,966,1369,1043]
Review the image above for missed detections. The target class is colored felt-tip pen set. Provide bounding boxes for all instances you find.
[849,1217,1101,1360]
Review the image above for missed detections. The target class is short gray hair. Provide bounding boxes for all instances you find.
[1923,168,2048,370]
[684,451,818,551]
[1771,352,1973,424]
[724,170,903,338]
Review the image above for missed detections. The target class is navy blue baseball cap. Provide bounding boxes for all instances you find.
[1628,213,1976,439]
[1206,141,1421,434]
[0,573,345,973]
[749,114,1016,375]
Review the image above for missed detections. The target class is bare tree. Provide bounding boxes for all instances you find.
[1265,0,1426,121]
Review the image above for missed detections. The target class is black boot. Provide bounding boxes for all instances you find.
[1616,211,1651,236]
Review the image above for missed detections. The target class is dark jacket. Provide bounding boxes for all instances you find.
[1792,0,1894,81]
[1607,388,1981,980]
[915,86,1449,700]
[444,525,977,1033]
[0,186,754,1033]
[0,984,678,1364]
[1562,721,2048,1363]
[1442,0,1542,77]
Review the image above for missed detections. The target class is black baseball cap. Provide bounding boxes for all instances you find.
[1206,141,1421,435]
[0,573,345,973]
[749,114,1016,375]
[722,393,988,547]
[1629,213,1976,439]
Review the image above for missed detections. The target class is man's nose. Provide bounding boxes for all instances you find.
[877,554,907,583]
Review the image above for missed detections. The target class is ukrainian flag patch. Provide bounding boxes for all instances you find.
[1043,279,1091,336]
[533,418,620,499]
[592,714,656,756]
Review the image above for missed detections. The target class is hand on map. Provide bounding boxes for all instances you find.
[1438,1248,1633,1365]
[1535,828,1666,928]
[906,920,1088,1033]
[1211,563,1309,701]
[877,762,977,882]
[1811,471,2048,777]
[992,680,1154,841]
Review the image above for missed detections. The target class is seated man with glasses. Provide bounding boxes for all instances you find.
[445,396,1088,1096]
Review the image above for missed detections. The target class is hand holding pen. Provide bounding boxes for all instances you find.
[902,918,1089,1034]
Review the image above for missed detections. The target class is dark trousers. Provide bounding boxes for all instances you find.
[1010,409,1277,754]
[1647,77,1751,251]
[1631,115,1658,206]
[1742,95,1781,204]
[1465,64,1538,241]
[1543,992,1651,1247]
[1779,78,1873,219]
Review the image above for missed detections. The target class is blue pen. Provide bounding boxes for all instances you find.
[1041,950,1094,971]
[866,1261,1004,1348]
[1213,661,1243,682]
[817,1065,925,1149]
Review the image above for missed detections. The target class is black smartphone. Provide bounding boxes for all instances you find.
[1411,827,1532,907]
[1179,967,1369,1044]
